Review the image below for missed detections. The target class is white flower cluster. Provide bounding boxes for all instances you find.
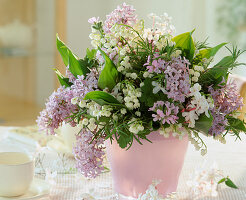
[122,84,141,110]
[118,56,132,73]
[187,162,223,198]
[182,83,212,128]
[89,32,101,48]
[159,124,188,139]
[214,134,226,144]
[87,118,97,131]
[111,21,143,41]
[143,71,154,78]
[138,180,178,200]
[188,133,207,155]
[170,50,182,58]
[190,65,204,83]
[143,13,175,51]
[129,118,144,134]
[81,117,105,132]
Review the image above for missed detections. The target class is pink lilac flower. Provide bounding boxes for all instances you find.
[37,86,77,135]
[104,3,137,33]
[37,70,98,134]
[208,81,243,135]
[108,48,119,65]
[88,17,100,24]
[164,57,190,102]
[70,69,98,100]
[149,101,179,124]
[66,66,76,83]
[144,54,165,73]
[73,129,105,178]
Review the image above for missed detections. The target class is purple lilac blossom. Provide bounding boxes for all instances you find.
[208,81,243,135]
[144,54,165,73]
[36,86,77,135]
[66,66,76,83]
[73,129,105,178]
[70,69,98,100]
[104,3,137,33]
[149,101,179,124]
[37,70,98,134]
[164,57,190,103]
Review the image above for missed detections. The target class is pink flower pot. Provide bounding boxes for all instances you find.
[105,131,189,199]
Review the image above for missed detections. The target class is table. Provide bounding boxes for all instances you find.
[0,126,246,200]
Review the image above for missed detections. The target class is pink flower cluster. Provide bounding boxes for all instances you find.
[208,81,243,135]
[164,57,190,103]
[144,56,190,103]
[149,101,179,124]
[73,129,105,178]
[37,86,77,135]
[104,3,137,33]
[37,70,98,135]
[144,54,165,74]
[70,69,98,101]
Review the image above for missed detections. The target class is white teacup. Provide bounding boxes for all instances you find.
[0,152,34,197]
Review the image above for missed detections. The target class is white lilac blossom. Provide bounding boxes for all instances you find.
[182,83,211,128]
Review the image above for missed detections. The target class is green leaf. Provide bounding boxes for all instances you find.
[139,78,155,107]
[218,177,239,189]
[218,178,226,184]
[86,48,97,60]
[172,30,195,60]
[68,51,90,77]
[57,34,90,77]
[117,135,128,148]
[56,34,69,66]
[227,117,246,132]
[197,43,227,59]
[98,48,119,90]
[198,63,230,90]
[84,91,124,107]
[194,112,213,134]
[214,55,235,68]
[225,178,238,189]
[54,69,73,87]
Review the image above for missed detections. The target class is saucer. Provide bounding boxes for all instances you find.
[46,138,73,157]
[0,178,49,200]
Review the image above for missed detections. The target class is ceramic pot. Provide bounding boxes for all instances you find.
[105,131,189,199]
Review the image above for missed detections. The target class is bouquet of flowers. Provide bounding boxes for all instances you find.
[37,3,246,179]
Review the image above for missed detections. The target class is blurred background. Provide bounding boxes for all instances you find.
[0,0,245,126]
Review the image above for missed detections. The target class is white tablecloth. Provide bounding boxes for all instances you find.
[0,126,246,200]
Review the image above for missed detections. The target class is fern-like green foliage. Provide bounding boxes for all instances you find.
[198,47,246,91]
